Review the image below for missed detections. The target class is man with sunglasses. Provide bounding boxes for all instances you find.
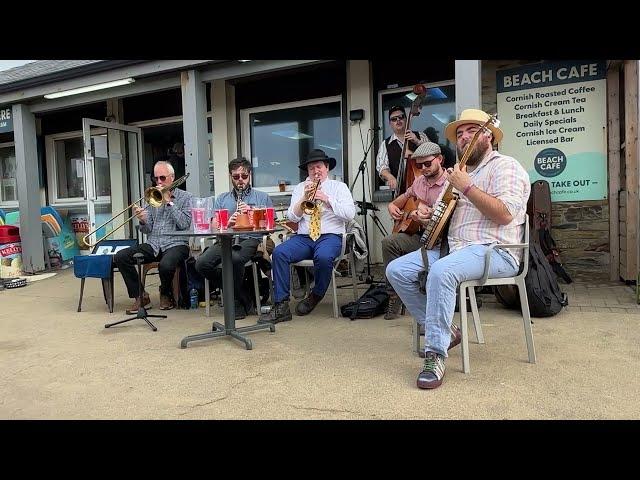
[195,157,272,319]
[114,160,192,313]
[376,106,428,190]
[382,142,447,319]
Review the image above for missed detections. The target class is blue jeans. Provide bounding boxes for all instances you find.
[272,234,343,303]
[386,244,518,357]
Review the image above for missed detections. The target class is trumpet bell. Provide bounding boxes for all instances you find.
[302,200,317,215]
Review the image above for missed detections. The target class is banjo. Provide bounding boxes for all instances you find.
[420,113,499,249]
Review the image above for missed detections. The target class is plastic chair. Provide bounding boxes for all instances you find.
[288,232,359,318]
[74,238,138,313]
[414,215,535,374]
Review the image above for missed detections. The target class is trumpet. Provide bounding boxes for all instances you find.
[81,173,190,248]
[301,176,321,215]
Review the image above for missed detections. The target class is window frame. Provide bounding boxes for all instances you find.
[240,95,343,194]
[45,129,110,207]
[0,141,18,208]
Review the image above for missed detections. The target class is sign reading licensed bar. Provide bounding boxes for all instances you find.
[0,106,12,133]
[496,60,607,201]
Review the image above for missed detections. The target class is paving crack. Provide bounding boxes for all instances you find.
[287,404,361,415]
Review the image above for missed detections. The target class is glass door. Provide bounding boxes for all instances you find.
[82,118,143,248]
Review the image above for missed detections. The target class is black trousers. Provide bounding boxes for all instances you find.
[195,237,260,307]
[114,243,190,299]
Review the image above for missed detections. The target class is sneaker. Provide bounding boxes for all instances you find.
[258,301,292,324]
[126,292,151,315]
[417,351,446,389]
[384,292,403,320]
[159,294,175,310]
[418,323,462,358]
[295,292,323,316]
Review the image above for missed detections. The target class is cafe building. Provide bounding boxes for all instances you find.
[0,59,636,284]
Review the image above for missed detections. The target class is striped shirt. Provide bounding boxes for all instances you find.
[139,188,193,255]
[446,150,530,263]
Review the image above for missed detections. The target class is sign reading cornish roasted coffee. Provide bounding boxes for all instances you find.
[496,60,607,201]
[0,106,12,133]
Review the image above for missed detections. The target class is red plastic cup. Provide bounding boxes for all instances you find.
[265,207,275,229]
[215,209,229,230]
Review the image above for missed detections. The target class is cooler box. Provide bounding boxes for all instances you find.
[0,225,22,278]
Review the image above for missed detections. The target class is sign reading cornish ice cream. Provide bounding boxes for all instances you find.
[496,60,607,201]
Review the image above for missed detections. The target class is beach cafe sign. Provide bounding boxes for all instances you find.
[0,106,12,133]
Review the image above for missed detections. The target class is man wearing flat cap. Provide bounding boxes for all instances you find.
[259,149,356,323]
[386,109,530,390]
[382,141,447,320]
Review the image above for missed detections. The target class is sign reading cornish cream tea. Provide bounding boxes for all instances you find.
[0,106,12,133]
[497,61,607,201]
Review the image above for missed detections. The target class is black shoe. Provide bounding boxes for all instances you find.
[258,301,292,324]
[295,292,323,316]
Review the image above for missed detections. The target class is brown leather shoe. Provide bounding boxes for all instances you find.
[126,293,151,315]
[295,292,323,316]
[418,323,462,358]
[159,294,175,310]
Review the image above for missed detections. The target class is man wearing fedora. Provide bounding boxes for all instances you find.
[386,109,530,389]
[382,141,448,320]
[259,149,356,323]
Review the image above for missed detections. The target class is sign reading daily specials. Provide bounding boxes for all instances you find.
[496,60,607,201]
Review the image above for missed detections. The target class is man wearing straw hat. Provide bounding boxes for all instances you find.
[386,109,530,389]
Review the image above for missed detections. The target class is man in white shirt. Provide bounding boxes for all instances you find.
[376,105,428,189]
[259,149,356,323]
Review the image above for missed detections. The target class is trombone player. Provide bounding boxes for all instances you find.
[114,160,193,313]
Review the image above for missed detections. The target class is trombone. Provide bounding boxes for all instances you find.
[81,173,190,248]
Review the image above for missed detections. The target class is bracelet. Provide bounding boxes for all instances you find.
[462,184,474,196]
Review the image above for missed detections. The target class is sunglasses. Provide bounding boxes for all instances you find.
[416,160,433,169]
[152,175,171,182]
[232,174,250,180]
[389,115,406,122]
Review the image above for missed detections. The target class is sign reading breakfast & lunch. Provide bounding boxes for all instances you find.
[496,60,607,202]
[0,106,12,133]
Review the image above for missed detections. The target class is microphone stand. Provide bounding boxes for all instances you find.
[349,128,388,285]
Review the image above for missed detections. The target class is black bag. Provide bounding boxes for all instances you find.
[495,232,568,317]
[340,284,389,320]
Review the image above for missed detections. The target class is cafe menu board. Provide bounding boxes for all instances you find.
[497,61,607,201]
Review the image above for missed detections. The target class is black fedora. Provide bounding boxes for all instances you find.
[298,149,336,171]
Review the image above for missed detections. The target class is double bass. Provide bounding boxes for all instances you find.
[420,113,500,249]
[391,84,428,235]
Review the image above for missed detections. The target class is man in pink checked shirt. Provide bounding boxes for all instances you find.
[386,109,530,390]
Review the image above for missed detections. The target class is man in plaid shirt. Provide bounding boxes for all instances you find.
[387,109,530,389]
[114,160,192,313]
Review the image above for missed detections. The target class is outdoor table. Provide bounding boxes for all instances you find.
[164,227,279,350]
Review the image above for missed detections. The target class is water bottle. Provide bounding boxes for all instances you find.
[190,288,198,309]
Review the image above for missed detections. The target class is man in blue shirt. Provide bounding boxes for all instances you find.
[195,157,273,319]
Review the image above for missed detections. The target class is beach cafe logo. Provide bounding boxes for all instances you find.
[0,107,12,133]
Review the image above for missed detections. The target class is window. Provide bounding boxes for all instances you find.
[0,143,17,205]
[241,97,343,192]
[376,82,456,190]
[46,131,110,205]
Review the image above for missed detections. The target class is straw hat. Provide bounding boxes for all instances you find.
[444,109,503,145]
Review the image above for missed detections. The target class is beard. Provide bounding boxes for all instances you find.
[457,135,491,166]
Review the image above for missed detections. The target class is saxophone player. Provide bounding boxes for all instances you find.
[258,149,355,324]
[195,157,272,319]
[386,109,530,390]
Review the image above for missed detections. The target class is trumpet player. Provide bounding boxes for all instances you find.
[259,149,355,324]
[114,160,193,313]
[195,157,272,319]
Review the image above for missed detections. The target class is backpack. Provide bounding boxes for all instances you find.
[527,180,572,284]
[495,231,568,317]
[340,284,389,320]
